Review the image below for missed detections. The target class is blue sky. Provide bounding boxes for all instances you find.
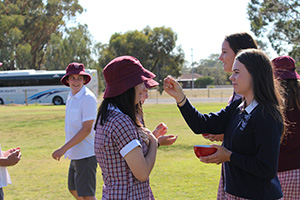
[75,0,276,65]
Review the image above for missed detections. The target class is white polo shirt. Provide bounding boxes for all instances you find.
[64,86,97,160]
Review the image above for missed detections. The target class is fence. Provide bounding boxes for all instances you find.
[146,87,234,103]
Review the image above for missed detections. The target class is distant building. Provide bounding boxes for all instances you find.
[176,73,203,88]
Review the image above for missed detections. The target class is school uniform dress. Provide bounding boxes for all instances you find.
[277,106,300,199]
[179,98,283,200]
[94,105,155,200]
[217,92,242,200]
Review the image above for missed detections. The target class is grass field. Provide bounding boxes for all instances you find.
[147,88,233,99]
[0,102,226,200]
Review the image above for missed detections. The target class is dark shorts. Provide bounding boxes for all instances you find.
[0,188,3,200]
[68,156,97,197]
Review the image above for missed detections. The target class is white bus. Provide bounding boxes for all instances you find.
[0,69,99,105]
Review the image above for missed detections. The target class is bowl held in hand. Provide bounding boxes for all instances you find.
[194,145,217,158]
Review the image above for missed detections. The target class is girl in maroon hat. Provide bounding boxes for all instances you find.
[94,56,176,199]
[273,56,300,200]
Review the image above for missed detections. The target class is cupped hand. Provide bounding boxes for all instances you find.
[158,135,178,146]
[6,150,21,166]
[199,144,232,165]
[3,147,21,157]
[153,122,167,138]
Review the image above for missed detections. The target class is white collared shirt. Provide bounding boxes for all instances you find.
[0,145,12,188]
[238,99,259,114]
[64,86,97,160]
[107,103,142,157]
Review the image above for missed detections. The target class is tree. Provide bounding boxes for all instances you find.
[193,54,230,85]
[146,27,184,93]
[198,54,222,68]
[247,0,300,62]
[0,0,83,70]
[96,26,185,93]
[194,76,214,88]
[44,24,93,70]
[97,30,149,70]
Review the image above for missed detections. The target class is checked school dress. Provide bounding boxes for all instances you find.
[94,105,155,200]
[277,105,300,199]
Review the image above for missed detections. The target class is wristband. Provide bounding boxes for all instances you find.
[177,95,186,105]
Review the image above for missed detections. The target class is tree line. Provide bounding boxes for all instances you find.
[1,0,299,90]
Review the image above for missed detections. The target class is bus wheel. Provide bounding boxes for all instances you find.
[53,96,64,105]
[0,98,3,105]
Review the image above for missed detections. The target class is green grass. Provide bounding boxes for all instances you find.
[0,102,226,199]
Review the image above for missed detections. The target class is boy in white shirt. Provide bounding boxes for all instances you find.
[52,63,97,200]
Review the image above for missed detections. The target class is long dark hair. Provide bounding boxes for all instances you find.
[94,87,141,129]
[278,79,300,144]
[236,49,284,125]
[225,32,258,54]
[279,79,300,110]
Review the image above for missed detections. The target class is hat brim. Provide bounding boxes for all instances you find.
[103,68,155,98]
[60,71,91,86]
[145,79,159,89]
[274,70,300,80]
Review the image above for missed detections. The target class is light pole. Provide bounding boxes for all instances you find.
[191,48,194,89]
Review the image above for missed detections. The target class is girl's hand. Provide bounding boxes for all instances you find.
[158,135,178,146]
[163,75,185,102]
[202,134,224,142]
[153,123,167,138]
[199,144,232,164]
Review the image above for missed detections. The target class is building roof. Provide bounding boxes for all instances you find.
[176,73,203,81]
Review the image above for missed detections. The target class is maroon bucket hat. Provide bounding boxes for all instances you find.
[144,79,159,89]
[60,62,91,86]
[103,56,156,98]
[272,56,300,80]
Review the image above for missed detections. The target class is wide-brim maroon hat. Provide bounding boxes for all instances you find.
[61,62,91,86]
[103,56,156,98]
[144,79,159,89]
[272,56,300,80]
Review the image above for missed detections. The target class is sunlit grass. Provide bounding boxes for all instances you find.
[0,102,226,199]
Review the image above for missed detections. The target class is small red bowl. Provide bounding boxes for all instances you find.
[194,145,217,158]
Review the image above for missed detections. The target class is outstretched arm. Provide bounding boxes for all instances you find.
[52,120,94,161]
[163,75,186,106]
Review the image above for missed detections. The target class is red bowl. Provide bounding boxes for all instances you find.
[194,145,217,158]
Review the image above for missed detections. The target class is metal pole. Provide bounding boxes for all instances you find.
[208,88,210,98]
[25,90,28,106]
[191,48,194,89]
